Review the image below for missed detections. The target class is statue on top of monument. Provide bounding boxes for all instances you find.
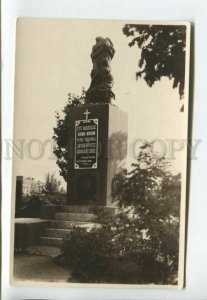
[85,37,115,104]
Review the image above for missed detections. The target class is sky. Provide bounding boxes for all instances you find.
[12,18,189,187]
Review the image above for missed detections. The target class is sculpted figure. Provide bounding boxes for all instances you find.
[86,37,115,104]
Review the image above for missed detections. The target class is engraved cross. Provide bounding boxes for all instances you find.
[84,109,91,122]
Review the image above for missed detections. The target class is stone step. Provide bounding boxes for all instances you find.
[55,212,95,222]
[62,205,116,216]
[50,220,95,229]
[40,236,64,247]
[45,228,71,238]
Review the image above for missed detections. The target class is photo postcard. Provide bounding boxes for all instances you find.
[10,18,191,288]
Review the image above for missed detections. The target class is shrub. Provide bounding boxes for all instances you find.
[16,194,42,218]
[16,192,67,218]
[56,213,177,284]
[43,192,67,206]
[56,142,180,284]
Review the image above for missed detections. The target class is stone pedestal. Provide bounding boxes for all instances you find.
[67,103,127,206]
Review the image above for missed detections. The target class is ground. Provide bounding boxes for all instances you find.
[13,245,71,282]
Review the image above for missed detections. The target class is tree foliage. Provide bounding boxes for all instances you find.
[56,142,181,284]
[112,142,180,218]
[44,172,61,194]
[53,90,86,181]
[57,213,174,284]
[112,142,181,278]
[122,24,186,99]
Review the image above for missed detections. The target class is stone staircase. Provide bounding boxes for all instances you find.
[39,205,115,248]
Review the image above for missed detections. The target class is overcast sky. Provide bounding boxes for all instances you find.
[13,18,189,187]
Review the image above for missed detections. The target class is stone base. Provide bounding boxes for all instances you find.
[67,103,128,206]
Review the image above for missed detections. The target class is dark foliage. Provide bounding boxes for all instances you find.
[16,172,66,217]
[53,89,86,181]
[16,192,67,217]
[111,142,181,279]
[43,172,66,205]
[44,172,61,194]
[56,213,175,284]
[112,143,180,218]
[16,192,67,218]
[123,24,186,99]
[56,143,181,284]
[16,194,42,218]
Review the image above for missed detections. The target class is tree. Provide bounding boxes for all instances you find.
[44,172,61,194]
[53,89,86,181]
[122,24,186,103]
[112,142,180,216]
[57,142,181,284]
[111,142,181,282]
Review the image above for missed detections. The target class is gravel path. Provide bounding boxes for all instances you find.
[13,254,70,282]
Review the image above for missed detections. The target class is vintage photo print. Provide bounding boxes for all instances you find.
[10,18,191,288]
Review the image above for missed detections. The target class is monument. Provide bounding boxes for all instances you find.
[67,37,128,206]
[14,37,128,251]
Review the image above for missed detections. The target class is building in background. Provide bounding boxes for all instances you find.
[22,177,44,196]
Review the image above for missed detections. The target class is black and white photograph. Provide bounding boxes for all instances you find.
[10,18,190,288]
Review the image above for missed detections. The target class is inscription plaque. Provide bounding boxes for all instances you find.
[74,119,98,169]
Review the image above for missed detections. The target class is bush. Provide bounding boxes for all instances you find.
[56,213,177,284]
[42,192,67,206]
[16,194,42,218]
[16,192,67,218]
[55,143,180,284]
